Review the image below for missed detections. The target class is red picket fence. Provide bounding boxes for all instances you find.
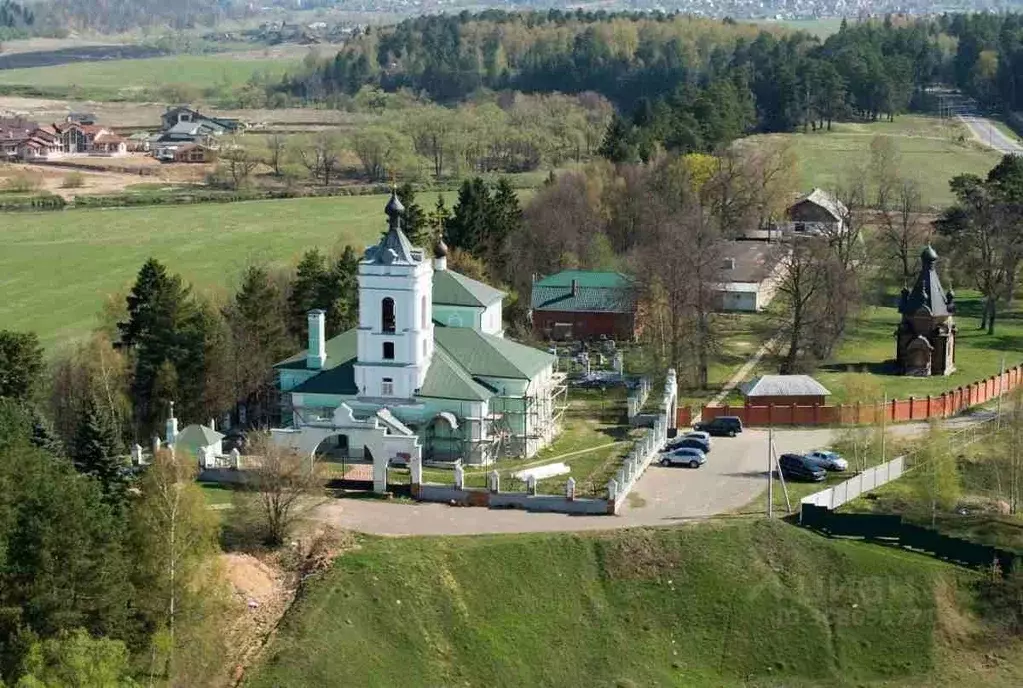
[681,364,1023,428]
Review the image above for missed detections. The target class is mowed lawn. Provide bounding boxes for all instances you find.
[1,195,393,349]
[0,54,301,97]
[747,115,1002,209]
[816,291,1023,403]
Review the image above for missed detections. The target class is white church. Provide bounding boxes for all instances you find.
[271,191,567,491]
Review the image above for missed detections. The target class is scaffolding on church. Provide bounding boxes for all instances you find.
[493,374,570,459]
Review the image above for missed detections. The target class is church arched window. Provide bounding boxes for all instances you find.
[382,298,395,333]
[421,296,427,329]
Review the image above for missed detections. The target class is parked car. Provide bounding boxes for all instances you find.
[682,430,711,444]
[804,450,849,472]
[659,447,707,468]
[694,416,743,437]
[778,453,827,482]
[663,436,711,454]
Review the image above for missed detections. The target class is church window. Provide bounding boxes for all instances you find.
[382,298,396,333]
[382,378,394,396]
[421,296,427,329]
[383,342,395,360]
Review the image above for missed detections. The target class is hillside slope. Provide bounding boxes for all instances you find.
[246,520,1020,687]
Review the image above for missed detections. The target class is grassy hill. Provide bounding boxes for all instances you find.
[747,115,1001,209]
[1,195,391,348]
[245,520,1020,688]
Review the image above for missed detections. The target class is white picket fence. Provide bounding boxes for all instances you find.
[800,456,906,510]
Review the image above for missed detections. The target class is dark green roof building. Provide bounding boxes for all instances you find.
[530,270,639,341]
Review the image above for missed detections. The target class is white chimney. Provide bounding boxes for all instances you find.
[307,309,326,370]
[165,401,178,445]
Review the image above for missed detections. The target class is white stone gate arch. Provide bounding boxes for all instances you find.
[271,403,421,493]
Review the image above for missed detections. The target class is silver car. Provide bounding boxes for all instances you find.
[804,450,849,472]
[659,447,707,469]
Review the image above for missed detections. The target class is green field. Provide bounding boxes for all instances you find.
[1,195,393,349]
[749,115,1002,209]
[0,53,301,100]
[816,292,1023,403]
[245,519,1023,688]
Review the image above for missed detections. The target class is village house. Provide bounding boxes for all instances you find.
[153,106,242,161]
[271,192,567,492]
[780,188,848,236]
[530,270,639,342]
[713,241,786,312]
[55,118,127,156]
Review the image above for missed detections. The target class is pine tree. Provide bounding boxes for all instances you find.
[226,265,292,409]
[445,177,491,255]
[490,178,522,254]
[597,114,635,164]
[73,397,126,502]
[286,249,328,342]
[121,260,198,437]
[323,246,360,336]
[0,330,44,401]
[118,258,173,348]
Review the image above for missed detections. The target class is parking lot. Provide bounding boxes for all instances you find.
[311,427,839,535]
[623,427,836,522]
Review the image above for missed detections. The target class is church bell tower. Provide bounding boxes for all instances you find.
[353,190,434,400]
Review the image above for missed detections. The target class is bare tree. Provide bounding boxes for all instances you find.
[879,177,929,281]
[244,434,323,546]
[219,136,260,189]
[773,238,831,373]
[266,132,287,177]
[299,133,342,186]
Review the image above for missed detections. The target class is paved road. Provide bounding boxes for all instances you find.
[959,115,1023,155]
[311,427,835,536]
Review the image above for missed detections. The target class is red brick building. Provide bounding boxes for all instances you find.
[530,270,638,341]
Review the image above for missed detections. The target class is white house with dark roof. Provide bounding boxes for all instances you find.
[272,192,567,491]
[713,241,786,312]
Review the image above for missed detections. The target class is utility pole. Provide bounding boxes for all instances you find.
[881,391,887,464]
[767,426,774,519]
[997,354,1006,430]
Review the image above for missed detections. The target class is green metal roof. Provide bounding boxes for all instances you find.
[276,328,360,396]
[434,328,554,380]
[534,270,631,289]
[433,269,505,307]
[274,328,358,371]
[531,270,636,314]
[417,347,495,401]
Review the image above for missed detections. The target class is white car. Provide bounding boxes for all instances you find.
[804,450,848,472]
[659,447,707,468]
[682,431,711,444]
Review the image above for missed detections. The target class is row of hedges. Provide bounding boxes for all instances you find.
[0,174,541,213]
[0,193,66,211]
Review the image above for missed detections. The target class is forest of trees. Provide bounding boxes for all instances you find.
[275,11,1023,155]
